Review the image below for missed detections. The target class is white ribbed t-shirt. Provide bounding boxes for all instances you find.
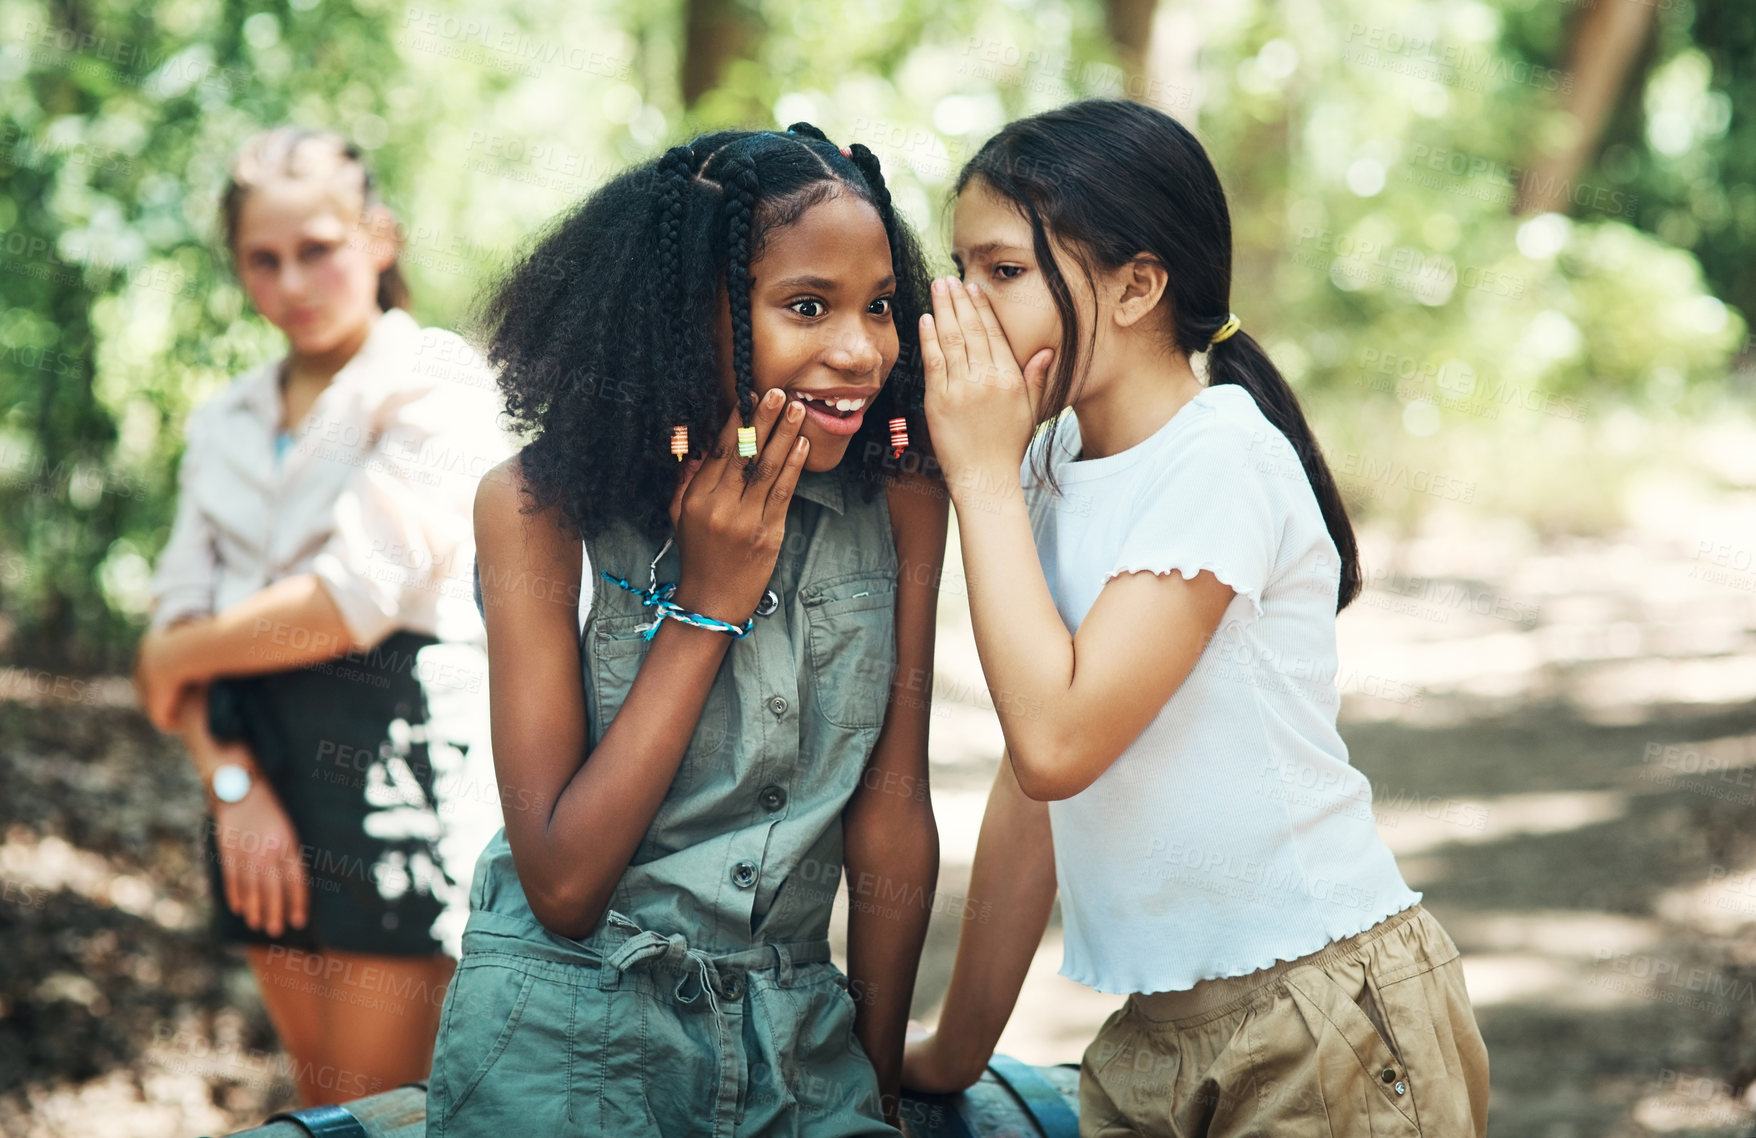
[1022,382,1420,995]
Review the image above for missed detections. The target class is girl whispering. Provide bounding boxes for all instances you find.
[903,99,1490,1136]
[428,124,944,1137]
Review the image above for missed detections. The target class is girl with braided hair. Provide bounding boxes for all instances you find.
[427,124,943,1136]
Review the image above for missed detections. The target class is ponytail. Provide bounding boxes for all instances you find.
[1206,331,1360,611]
[374,260,411,312]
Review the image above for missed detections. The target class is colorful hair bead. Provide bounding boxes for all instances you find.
[888,416,909,458]
[737,425,758,458]
[670,424,689,461]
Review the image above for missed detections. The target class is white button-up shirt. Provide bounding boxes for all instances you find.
[148,307,516,646]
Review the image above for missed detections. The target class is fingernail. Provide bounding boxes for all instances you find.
[787,401,803,420]
[965,282,979,297]
[765,388,782,406]
[931,278,945,294]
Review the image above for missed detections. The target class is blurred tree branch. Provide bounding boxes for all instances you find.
[1514,0,1655,215]
[1103,0,1153,83]
[683,0,761,108]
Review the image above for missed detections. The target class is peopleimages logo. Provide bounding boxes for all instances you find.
[1406,144,1637,219]
[1342,23,1572,94]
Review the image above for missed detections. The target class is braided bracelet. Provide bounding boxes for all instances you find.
[600,538,754,642]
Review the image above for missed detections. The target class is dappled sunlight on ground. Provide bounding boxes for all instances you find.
[901,456,1756,1137]
[5,444,1756,1135]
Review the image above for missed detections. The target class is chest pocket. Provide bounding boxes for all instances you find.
[801,571,897,730]
[588,613,731,762]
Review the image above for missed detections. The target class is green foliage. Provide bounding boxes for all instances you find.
[1,0,425,666]
[0,0,1747,666]
[1601,1,1756,339]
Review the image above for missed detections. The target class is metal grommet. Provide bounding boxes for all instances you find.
[754,589,780,617]
[1394,1081,1407,1096]
[758,785,787,812]
[731,860,759,888]
[1381,1068,1396,1084]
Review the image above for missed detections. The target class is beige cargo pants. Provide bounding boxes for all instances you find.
[1079,905,1490,1136]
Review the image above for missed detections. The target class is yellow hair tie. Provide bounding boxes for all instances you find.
[1209,313,1241,346]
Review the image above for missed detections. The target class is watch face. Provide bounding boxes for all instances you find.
[212,764,252,803]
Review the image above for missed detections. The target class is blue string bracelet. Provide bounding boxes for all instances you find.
[649,588,755,640]
[600,543,754,642]
[599,537,756,641]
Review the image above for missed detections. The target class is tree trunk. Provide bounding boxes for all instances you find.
[681,0,759,109]
[1104,0,1156,83]
[1513,0,1656,215]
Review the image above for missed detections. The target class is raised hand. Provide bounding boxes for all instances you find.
[670,387,811,626]
[919,276,1054,492]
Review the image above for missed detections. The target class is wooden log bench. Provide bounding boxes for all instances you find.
[214,1055,1082,1137]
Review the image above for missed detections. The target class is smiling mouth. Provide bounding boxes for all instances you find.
[785,391,874,438]
[792,393,869,419]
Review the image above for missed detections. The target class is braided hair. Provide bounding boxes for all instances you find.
[481,124,933,542]
[722,153,762,431]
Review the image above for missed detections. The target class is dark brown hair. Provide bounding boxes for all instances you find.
[955,99,1360,610]
[479,123,931,542]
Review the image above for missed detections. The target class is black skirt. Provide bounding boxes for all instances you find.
[200,630,456,957]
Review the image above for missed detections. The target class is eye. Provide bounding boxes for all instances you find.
[790,298,825,319]
[298,241,335,263]
[993,265,1025,281]
[247,252,277,271]
[868,296,893,317]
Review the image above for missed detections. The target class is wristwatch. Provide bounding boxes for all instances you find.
[208,762,255,804]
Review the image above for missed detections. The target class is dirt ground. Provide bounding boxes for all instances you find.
[3,459,1756,1136]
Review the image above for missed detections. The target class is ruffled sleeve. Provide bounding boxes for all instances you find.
[1103,415,1294,625]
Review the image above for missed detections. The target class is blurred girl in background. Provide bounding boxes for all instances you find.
[134,127,508,1106]
[903,99,1490,1137]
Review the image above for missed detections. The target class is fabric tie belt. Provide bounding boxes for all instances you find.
[461,907,832,998]
[461,908,837,1138]
[606,929,729,1012]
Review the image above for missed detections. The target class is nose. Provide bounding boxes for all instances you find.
[277,257,308,302]
[820,320,883,376]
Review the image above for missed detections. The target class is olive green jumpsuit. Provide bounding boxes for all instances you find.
[428,465,903,1137]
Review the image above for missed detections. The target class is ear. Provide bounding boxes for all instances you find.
[360,202,400,273]
[1110,254,1169,329]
